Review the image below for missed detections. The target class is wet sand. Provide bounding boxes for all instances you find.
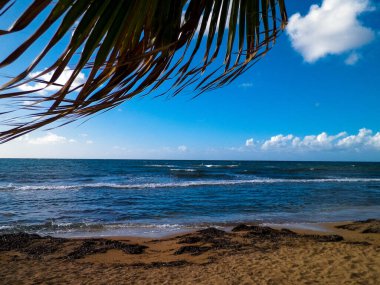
[1,219,379,284]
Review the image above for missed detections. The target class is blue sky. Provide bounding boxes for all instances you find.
[0,0,379,161]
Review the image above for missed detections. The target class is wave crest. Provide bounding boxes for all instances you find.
[1,177,379,191]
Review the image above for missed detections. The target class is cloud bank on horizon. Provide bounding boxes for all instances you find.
[1,128,378,160]
[287,0,376,63]
[246,128,380,153]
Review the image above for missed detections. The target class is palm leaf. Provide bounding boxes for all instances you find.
[0,0,287,142]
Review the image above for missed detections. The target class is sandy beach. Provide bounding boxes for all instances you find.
[0,219,379,284]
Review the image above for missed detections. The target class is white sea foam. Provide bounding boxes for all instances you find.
[1,178,380,191]
[203,164,239,168]
[0,225,12,230]
[17,185,81,191]
[170,168,197,172]
[0,222,191,234]
[146,164,177,168]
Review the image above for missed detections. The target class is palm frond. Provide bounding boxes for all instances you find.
[0,0,287,142]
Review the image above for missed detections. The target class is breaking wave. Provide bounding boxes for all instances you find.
[1,177,380,191]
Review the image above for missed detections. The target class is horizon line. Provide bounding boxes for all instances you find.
[0,157,379,163]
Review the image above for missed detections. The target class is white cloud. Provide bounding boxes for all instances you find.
[287,0,375,63]
[22,100,39,106]
[178,145,188,152]
[85,140,94,144]
[345,52,361,65]
[336,128,372,148]
[368,132,380,148]
[292,132,347,150]
[18,67,86,95]
[24,132,71,145]
[257,129,380,152]
[262,134,294,150]
[245,138,254,147]
[239,82,253,88]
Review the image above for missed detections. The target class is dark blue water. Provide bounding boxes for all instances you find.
[0,159,379,237]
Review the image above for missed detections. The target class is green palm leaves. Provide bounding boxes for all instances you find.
[0,0,287,142]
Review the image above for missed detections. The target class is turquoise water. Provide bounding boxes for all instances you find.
[0,159,379,237]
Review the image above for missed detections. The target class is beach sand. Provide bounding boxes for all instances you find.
[0,219,379,284]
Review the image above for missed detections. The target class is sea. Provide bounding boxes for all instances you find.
[0,159,379,237]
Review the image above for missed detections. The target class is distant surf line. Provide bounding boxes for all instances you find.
[1,177,380,191]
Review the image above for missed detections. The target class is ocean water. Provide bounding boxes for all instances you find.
[0,159,379,237]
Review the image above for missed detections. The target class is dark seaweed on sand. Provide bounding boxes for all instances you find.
[336,219,380,234]
[0,233,148,260]
[66,239,147,259]
[0,233,66,258]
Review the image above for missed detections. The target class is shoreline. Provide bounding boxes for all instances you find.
[78,219,380,243]
[1,219,379,284]
[4,219,378,239]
